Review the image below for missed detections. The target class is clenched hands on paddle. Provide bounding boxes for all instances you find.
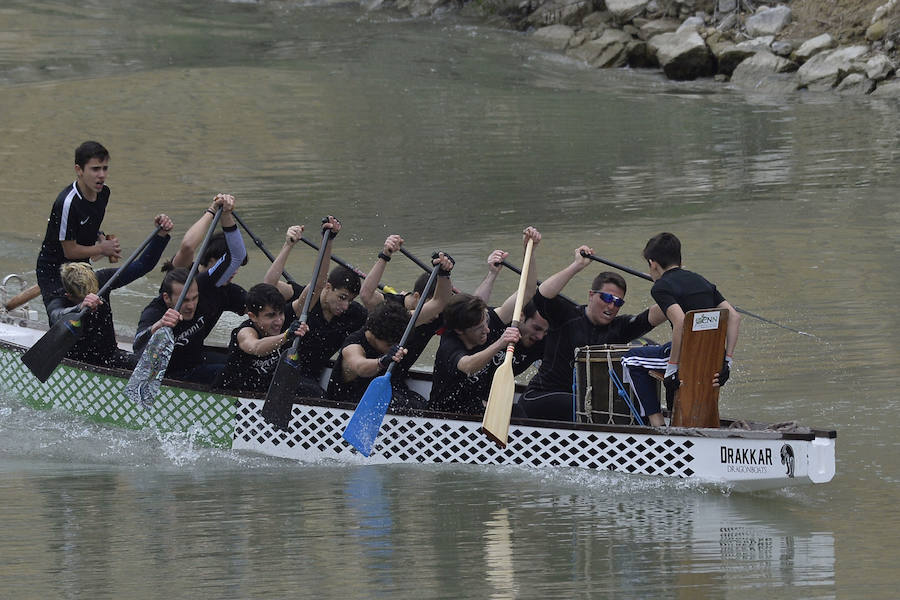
[260,217,339,431]
[482,233,537,448]
[22,221,168,383]
[124,208,223,407]
[342,252,450,456]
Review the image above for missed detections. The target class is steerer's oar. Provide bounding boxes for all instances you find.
[22,225,163,383]
[124,210,223,406]
[482,238,534,448]
[580,251,814,337]
[4,283,40,311]
[261,224,332,431]
[232,211,298,285]
[342,261,441,456]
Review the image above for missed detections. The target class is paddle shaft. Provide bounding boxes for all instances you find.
[499,260,577,307]
[284,227,331,356]
[232,211,298,285]
[173,211,222,311]
[398,247,461,294]
[504,240,534,358]
[386,265,441,376]
[581,251,812,337]
[298,236,385,291]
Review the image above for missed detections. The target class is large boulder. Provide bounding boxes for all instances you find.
[638,18,681,40]
[730,50,797,89]
[866,54,897,81]
[568,28,633,67]
[792,34,836,63]
[835,73,875,95]
[605,0,650,23]
[745,5,792,37]
[533,25,576,51]
[797,45,869,90]
[648,31,714,80]
[710,41,755,75]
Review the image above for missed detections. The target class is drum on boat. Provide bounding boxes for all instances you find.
[573,345,660,425]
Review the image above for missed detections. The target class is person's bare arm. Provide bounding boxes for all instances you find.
[537,244,592,300]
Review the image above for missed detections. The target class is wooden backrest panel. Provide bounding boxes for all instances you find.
[671,308,728,428]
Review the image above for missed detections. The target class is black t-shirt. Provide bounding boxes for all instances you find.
[429,309,541,415]
[525,290,653,394]
[283,297,368,381]
[38,181,110,267]
[326,328,379,404]
[650,267,725,314]
[134,271,247,375]
[217,320,286,393]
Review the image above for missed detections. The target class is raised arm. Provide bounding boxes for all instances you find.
[537,244,592,300]
[206,195,246,286]
[171,195,227,268]
[291,216,341,316]
[415,252,455,326]
[264,225,305,300]
[472,249,508,303]
[360,234,403,310]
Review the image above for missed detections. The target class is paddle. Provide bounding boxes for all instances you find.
[22,225,164,383]
[124,209,222,407]
[342,260,441,456]
[4,283,40,311]
[398,247,461,294]
[481,238,534,448]
[298,236,387,292]
[580,251,814,337]
[231,211,299,286]
[260,224,332,431]
[499,259,578,307]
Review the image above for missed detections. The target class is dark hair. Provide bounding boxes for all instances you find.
[523,300,538,321]
[201,231,248,268]
[412,272,436,300]
[75,141,109,168]
[246,283,285,315]
[444,293,487,331]
[643,232,681,269]
[591,271,627,293]
[327,266,361,295]
[366,301,409,345]
[160,267,191,296]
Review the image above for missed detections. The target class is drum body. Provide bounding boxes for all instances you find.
[574,345,659,425]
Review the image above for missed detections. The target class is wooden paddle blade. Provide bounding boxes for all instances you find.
[342,374,393,457]
[260,348,305,431]
[482,358,516,448]
[20,315,85,382]
[124,328,174,408]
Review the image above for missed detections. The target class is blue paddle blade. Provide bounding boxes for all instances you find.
[342,373,393,457]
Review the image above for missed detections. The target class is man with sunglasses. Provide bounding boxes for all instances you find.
[520,244,666,421]
[621,232,741,427]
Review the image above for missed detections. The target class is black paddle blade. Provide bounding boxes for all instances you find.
[21,316,84,382]
[260,348,303,431]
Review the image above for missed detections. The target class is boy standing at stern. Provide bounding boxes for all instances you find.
[621,233,741,427]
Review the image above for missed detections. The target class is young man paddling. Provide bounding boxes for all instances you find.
[215,283,308,393]
[132,195,248,384]
[429,227,542,415]
[519,244,667,422]
[36,141,121,315]
[263,217,369,398]
[620,232,741,426]
[47,214,173,369]
[358,234,455,407]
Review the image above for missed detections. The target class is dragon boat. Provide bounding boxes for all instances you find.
[0,275,836,492]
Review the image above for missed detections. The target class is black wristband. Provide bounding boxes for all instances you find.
[378,252,391,262]
[438,269,451,277]
[206,208,216,216]
[378,354,392,370]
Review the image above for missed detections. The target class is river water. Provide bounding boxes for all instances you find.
[1,1,898,598]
